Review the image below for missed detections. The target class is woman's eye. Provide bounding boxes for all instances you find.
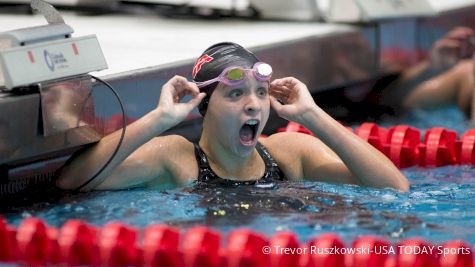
[229,89,243,98]
[257,88,268,97]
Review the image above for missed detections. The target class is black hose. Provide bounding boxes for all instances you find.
[74,75,126,191]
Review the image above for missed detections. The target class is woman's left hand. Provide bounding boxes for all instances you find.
[269,77,318,125]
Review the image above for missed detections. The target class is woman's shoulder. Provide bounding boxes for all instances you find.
[150,134,195,156]
[146,134,198,185]
[260,131,324,148]
[259,132,330,163]
[259,132,323,179]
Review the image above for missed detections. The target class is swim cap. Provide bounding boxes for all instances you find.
[192,42,259,116]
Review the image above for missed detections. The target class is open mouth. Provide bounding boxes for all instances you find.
[239,119,259,146]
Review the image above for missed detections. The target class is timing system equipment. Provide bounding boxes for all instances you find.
[0,0,107,90]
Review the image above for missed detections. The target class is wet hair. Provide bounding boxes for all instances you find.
[192,42,259,116]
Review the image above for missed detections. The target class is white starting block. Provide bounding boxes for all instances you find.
[0,0,107,90]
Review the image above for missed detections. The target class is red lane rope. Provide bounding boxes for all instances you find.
[0,217,473,266]
[277,121,475,168]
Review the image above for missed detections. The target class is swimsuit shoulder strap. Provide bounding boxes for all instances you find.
[193,143,219,182]
[256,141,286,181]
[193,143,209,168]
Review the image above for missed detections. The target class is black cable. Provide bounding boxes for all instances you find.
[74,74,126,192]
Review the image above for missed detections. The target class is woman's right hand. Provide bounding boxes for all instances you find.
[430,27,475,70]
[156,75,206,128]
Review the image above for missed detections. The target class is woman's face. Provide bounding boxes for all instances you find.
[204,75,270,157]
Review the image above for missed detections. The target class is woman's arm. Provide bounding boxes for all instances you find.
[388,27,474,110]
[55,76,205,191]
[269,77,409,192]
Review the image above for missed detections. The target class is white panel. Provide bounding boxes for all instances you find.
[428,0,475,12]
[251,0,320,21]
[327,0,361,22]
[317,0,331,14]
[355,0,435,20]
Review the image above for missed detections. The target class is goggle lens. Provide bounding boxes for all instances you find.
[256,63,272,79]
[226,68,245,81]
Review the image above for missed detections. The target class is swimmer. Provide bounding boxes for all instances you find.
[381,27,475,119]
[56,42,409,192]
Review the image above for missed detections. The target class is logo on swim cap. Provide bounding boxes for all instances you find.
[193,54,214,79]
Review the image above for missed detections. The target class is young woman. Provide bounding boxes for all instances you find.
[56,42,409,192]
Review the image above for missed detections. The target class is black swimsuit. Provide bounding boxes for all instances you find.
[193,142,286,187]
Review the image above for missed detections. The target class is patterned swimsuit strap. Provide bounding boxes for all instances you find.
[255,142,285,181]
[193,143,217,181]
[255,142,278,169]
[193,143,209,168]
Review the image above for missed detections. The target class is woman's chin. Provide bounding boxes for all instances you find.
[235,138,257,156]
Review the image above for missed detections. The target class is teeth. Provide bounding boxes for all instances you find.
[245,120,258,125]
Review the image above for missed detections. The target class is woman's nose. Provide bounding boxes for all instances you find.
[245,94,261,114]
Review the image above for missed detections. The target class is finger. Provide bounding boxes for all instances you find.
[174,83,201,102]
[176,89,189,100]
[270,82,292,93]
[270,92,288,101]
[165,75,186,90]
[270,78,285,86]
[270,81,284,92]
[451,26,474,34]
[270,91,289,103]
[169,76,200,96]
[272,84,299,99]
[176,80,201,97]
[270,96,284,113]
[186,81,201,95]
[184,92,206,110]
[434,39,461,51]
[162,76,184,100]
[168,75,188,86]
[269,87,289,98]
[271,77,297,88]
[446,27,475,40]
[269,85,289,94]
[275,77,302,89]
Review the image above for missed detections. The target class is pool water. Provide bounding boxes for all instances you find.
[3,106,475,246]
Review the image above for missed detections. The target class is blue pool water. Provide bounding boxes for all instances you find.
[4,106,475,246]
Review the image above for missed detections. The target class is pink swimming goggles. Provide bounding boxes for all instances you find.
[194,62,273,88]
